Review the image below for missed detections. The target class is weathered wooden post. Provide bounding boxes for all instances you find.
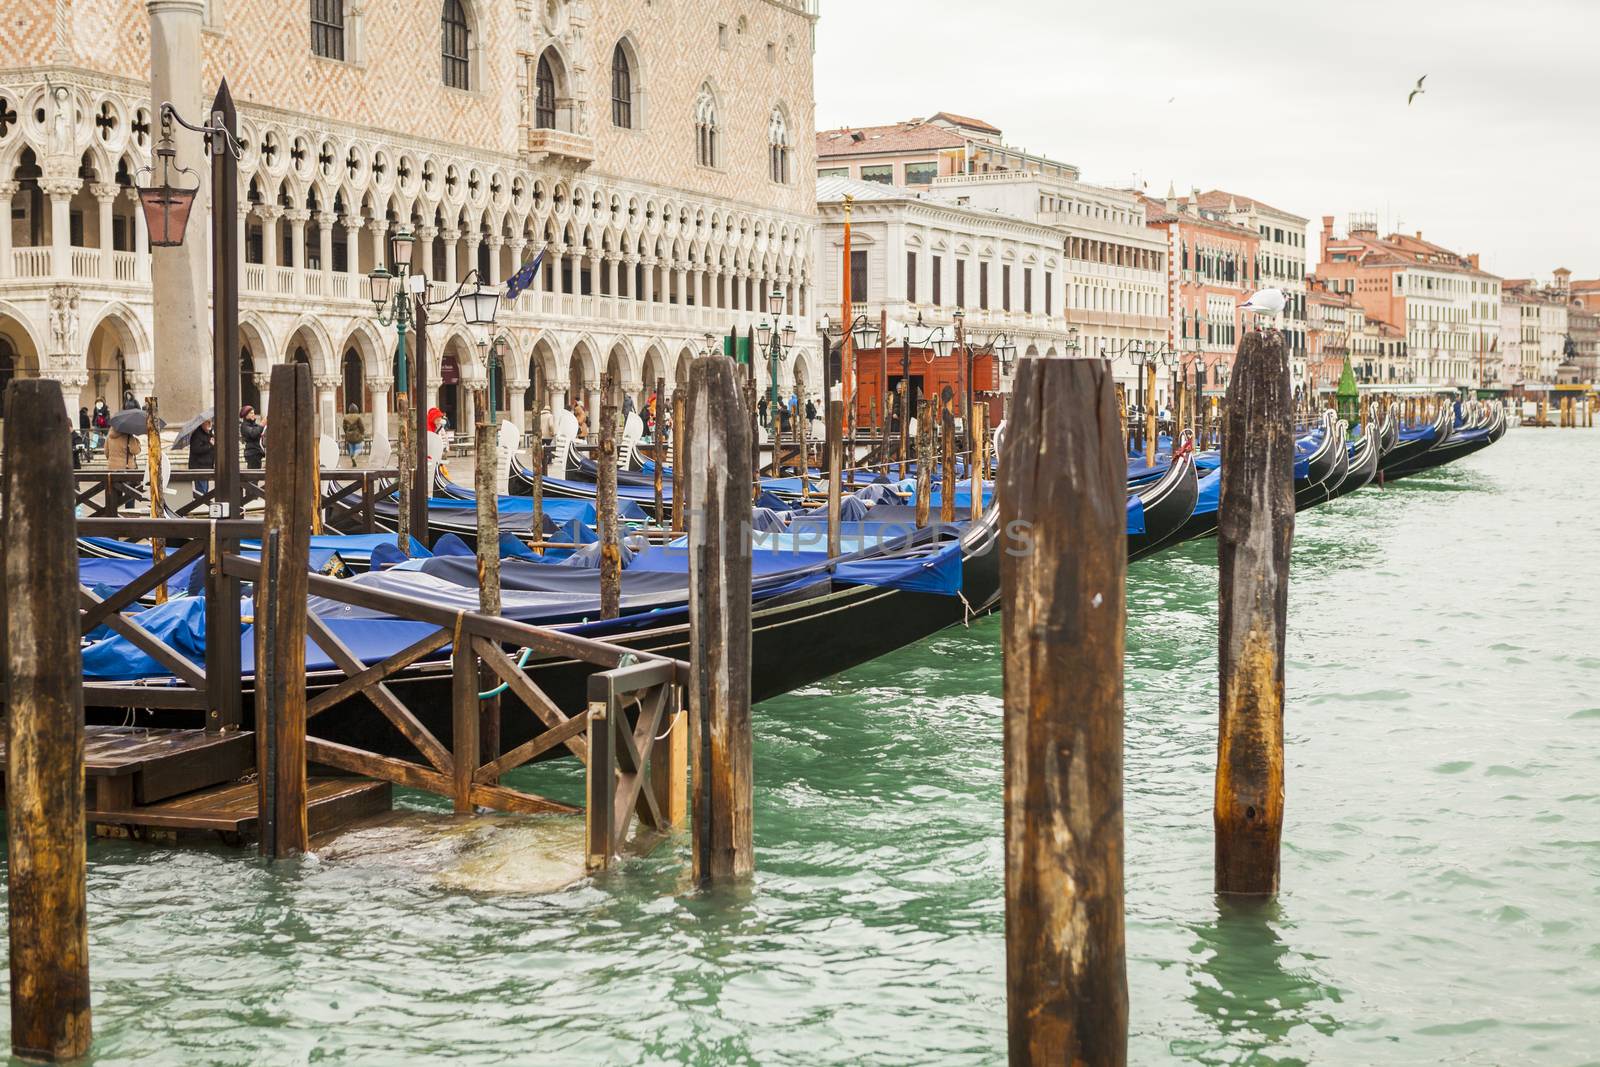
[1215,329,1295,896]
[257,363,313,858]
[687,356,754,885]
[940,388,957,524]
[1000,357,1128,1065]
[4,380,93,1063]
[598,372,621,620]
[671,388,687,534]
[475,419,502,773]
[145,396,167,604]
[970,401,987,524]
[914,398,933,528]
[309,422,324,537]
[653,375,666,524]
[826,398,844,559]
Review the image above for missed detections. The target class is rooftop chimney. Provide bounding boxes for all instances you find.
[1321,215,1334,245]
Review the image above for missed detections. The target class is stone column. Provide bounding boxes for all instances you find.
[460,379,477,432]
[341,214,363,290]
[369,218,388,272]
[236,203,250,291]
[286,209,309,294]
[553,241,572,292]
[318,213,334,289]
[586,387,600,440]
[642,256,656,306]
[675,262,688,306]
[486,236,504,285]
[585,251,600,299]
[507,377,530,431]
[259,206,281,269]
[442,228,460,284]
[605,253,619,300]
[623,253,640,300]
[547,378,568,419]
[92,183,118,279]
[46,179,78,278]
[0,182,17,277]
[146,0,210,416]
[465,233,483,285]
[415,224,437,283]
[365,378,391,445]
[313,374,339,439]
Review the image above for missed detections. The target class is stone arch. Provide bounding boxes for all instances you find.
[640,342,668,393]
[533,43,579,133]
[283,316,334,376]
[0,303,44,399]
[80,302,149,413]
[237,314,273,413]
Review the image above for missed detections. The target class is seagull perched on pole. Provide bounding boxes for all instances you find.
[1408,74,1427,105]
[1239,288,1287,329]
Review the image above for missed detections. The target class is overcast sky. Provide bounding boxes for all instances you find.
[814,0,1597,280]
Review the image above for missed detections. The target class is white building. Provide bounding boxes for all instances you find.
[0,0,821,440]
[929,170,1166,392]
[813,175,1072,401]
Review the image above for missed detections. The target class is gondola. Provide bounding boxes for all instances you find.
[1127,447,1200,563]
[1292,413,1343,510]
[1383,404,1504,481]
[1377,403,1452,477]
[86,505,1004,765]
[1325,418,1380,501]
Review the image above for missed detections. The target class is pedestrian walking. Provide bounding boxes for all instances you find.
[187,417,215,496]
[91,397,110,449]
[539,405,554,444]
[240,405,265,469]
[758,394,770,429]
[342,404,365,467]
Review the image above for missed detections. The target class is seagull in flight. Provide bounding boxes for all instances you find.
[1408,75,1427,105]
[1239,288,1287,328]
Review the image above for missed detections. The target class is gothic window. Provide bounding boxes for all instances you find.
[536,54,557,128]
[611,44,633,129]
[695,85,719,168]
[768,107,791,184]
[441,0,470,90]
[310,0,344,60]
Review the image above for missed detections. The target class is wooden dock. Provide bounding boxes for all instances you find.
[0,726,390,843]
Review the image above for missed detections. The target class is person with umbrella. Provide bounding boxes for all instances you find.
[184,415,215,496]
[107,400,157,506]
[241,405,265,469]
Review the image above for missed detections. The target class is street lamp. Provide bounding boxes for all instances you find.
[759,286,796,462]
[135,110,201,247]
[476,332,512,422]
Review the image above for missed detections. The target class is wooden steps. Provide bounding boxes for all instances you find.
[0,726,392,844]
[91,778,392,841]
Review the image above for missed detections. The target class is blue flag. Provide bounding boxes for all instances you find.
[504,249,545,300]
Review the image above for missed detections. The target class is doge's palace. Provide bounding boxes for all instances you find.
[0,0,820,437]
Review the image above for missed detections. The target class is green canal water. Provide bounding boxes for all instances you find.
[5,428,1599,1065]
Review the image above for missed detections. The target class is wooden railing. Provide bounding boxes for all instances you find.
[72,469,399,533]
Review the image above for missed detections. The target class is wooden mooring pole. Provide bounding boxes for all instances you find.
[826,398,843,560]
[598,372,621,620]
[671,388,687,534]
[914,399,932,528]
[1215,329,1294,896]
[4,380,93,1062]
[1000,357,1128,1064]
[940,388,956,524]
[256,363,313,858]
[687,356,754,886]
[475,417,503,775]
[145,396,167,604]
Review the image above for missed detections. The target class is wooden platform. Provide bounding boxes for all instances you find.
[0,726,391,843]
[91,778,392,841]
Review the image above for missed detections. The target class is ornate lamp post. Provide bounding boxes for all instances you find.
[367,230,501,548]
[757,286,797,474]
[134,83,244,731]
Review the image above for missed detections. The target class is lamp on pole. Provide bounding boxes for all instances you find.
[135,84,245,732]
[757,286,797,475]
[368,235,501,546]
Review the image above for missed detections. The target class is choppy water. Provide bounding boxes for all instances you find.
[4,428,1598,1065]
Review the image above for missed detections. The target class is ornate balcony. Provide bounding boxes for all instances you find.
[525,127,595,169]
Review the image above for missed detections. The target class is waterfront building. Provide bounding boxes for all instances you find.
[1316,215,1502,390]
[0,0,821,438]
[816,113,1166,397]
[813,174,1072,416]
[1306,278,1355,393]
[1499,279,1570,386]
[816,112,1077,190]
[1142,187,1259,395]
